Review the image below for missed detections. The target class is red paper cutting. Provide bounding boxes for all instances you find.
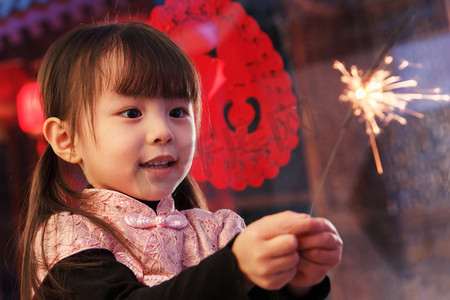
[148,0,300,190]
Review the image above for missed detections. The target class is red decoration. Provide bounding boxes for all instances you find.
[16,81,44,136]
[0,61,30,124]
[148,0,300,190]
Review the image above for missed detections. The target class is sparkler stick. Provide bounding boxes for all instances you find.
[309,8,416,215]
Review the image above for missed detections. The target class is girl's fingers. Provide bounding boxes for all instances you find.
[296,255,331,276]
[300,248,342,266]
[255,266,298,290]
[297,230,343,267]
[232,212,342,291]
[297,231,343,251]
[255,211,311,240]
[251,235,300,278]
[300,217,339,236]
[264,234,298,258]
[261,249,300,274]
[289,257,330,287]
[232,221,303,290]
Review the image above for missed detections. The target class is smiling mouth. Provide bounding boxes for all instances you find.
[139,161,175,169]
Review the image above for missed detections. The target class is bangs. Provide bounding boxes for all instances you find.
[42,22,202,140]
[104,24,200,102]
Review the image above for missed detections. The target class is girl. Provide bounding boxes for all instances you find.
[20,22,342,299]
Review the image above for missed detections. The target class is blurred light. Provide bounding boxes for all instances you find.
[16,81,44,136]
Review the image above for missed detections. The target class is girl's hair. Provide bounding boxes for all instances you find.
[20,22,206,299]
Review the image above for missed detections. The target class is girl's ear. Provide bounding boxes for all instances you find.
[43,117,82,163]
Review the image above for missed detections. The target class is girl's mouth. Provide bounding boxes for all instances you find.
[140,161,175,169]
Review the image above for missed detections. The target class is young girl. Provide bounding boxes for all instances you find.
[20,22,342,299]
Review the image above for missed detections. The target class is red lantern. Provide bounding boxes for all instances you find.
[16,82,45,136]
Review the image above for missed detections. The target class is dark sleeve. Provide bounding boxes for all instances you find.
[42,243,330,300]
[249,276,331,300]
[41,247,250,300]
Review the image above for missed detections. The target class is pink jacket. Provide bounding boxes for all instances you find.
[35,189,245,287]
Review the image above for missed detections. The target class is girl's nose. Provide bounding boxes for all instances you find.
[146,119,174,145]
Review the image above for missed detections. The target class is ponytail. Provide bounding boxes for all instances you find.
[20,144,80,299]
[20,146,138,299]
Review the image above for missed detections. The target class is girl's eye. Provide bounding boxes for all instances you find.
[169,108,187,118]
[120,109,142,119]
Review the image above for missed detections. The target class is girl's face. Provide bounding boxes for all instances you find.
[74,89,197,201]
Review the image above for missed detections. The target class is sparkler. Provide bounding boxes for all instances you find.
[309,7,449,215]
[333,57,450,174]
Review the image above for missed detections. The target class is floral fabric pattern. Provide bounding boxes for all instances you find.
[35,189,245,287]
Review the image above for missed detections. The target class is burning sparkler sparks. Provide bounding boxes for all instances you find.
[308,7,448,216]
[334,57,450,136]
[334,57,450,174]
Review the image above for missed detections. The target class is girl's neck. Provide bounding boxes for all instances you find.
[137,199,160,211]
[86,184,161,211]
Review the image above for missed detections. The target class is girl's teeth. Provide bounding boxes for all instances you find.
[143,161,171,168]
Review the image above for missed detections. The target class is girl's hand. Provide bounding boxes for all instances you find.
[288,217,343,295]
[232,211,320,291]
